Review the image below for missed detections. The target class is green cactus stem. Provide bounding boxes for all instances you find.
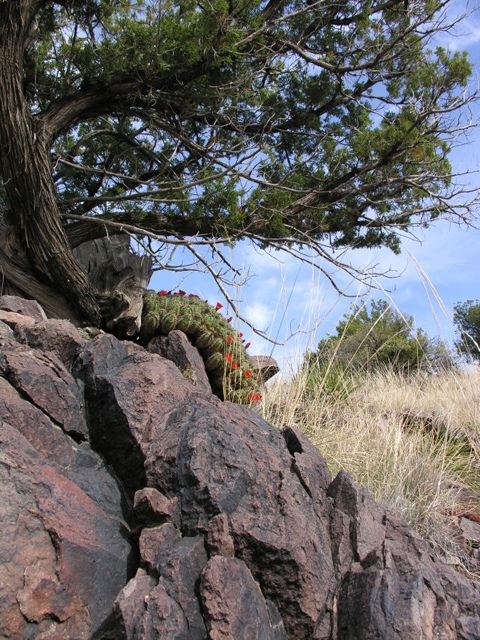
[140,290,262,404]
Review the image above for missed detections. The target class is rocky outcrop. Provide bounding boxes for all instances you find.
[0,295,479,639]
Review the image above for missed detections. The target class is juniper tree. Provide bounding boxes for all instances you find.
[0,0,476,329]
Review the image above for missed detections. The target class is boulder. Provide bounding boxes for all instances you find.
[74,331,480,639]
[249,354,279,382]
[133,487,181,528]
[0,417,134,638]
[0,319,13,339]
[0,294,47,322]
[147,330,212,393]
[15,318,86,369]
[0,340,88,440]
[200,556,287,639]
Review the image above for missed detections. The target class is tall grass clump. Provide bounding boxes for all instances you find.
[261,361,480,571]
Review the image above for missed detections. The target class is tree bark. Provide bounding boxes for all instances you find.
[0,1,101,326]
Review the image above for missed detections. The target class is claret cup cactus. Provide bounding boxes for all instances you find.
[140,290,262,404]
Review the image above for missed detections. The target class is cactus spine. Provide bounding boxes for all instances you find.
[140,290,261,404]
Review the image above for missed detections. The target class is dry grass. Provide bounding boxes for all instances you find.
[261,365,480,569]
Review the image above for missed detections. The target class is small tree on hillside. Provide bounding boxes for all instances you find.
[453,300,480,362]
[310,299,454,375]
[0,1,478,333]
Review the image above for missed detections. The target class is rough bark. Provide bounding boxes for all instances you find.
[0,208,81,321]
[73,236,153,337]
[0,1,101,325]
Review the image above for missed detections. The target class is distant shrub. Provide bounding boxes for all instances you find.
[307,299,454,376]
[453,299,480,362]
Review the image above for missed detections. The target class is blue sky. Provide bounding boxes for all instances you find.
[151,2,480,370]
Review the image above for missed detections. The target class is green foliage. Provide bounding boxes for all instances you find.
[308,300,454,375]
[140,290,260,403]
[453,300,480,362]
[19,0,474,266]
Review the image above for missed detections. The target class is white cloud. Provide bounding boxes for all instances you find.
[244,301,271,332]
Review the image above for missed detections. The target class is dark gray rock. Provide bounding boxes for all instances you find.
[133,487,181,528]
[0,340,88,440]
[113,570,157,639]
[15,318,85,369]
[328,469,386,564]
[74,333,202,496]
[115,574,190,640]
[147,329,212,393]
[0,319,13,339]
[459,517,480,545]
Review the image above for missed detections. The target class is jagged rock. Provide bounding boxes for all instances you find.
[0,294,47,322]
[328,469,386,564]
[1,299,479,639]
[133,487,181,528]
[147,329,212,393]
[113,569,157,638]
[0,340,88,440]
[0,308,36,328]
[15,318,86,369]
[200,556,287,639]
[142,526,208,638]
[249,354,279,382]
[0,419,135,639]
[74,333,202,496]
[206,513,235,557]
[116,578,190,639]
[116,524,208,639]
[76,334,336,636]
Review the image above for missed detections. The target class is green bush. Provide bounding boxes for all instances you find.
[453,300,480,362]
[307,300,454,376]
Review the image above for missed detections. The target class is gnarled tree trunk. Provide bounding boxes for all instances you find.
[0,200,153,333]
[0,0,101,325]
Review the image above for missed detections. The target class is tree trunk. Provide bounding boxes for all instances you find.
[0,2,101,326]
[73,236,153,337]
[0,202,81,321]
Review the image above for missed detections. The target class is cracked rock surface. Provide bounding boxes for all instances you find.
[0,295,479,639]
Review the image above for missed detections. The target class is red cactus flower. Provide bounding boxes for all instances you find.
[158,290,169,296]
[226,336,233,344]
[216,302,223,311]
[227,316,233,323]
[231,362,239,370]
[188,294,200,298]
[224,353,233,362]
[178,290,186,296]
[244,370,253,378]
[248,392,262,402]
[245,342,251,349]
[239,332,243,337]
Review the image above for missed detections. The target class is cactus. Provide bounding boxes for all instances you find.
[140,290,262,404]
